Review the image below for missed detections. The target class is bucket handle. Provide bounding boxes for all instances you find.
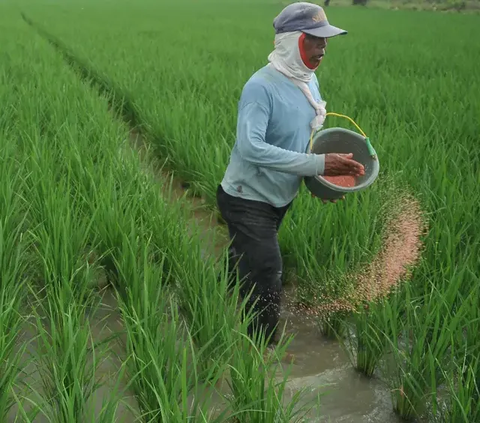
[309,112,377,160]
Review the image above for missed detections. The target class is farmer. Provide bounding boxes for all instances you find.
[216,2,365,346]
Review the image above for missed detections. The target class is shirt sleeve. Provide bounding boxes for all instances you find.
[235,82,325,177]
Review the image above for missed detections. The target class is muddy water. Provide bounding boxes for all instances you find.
[276,297,402,422]
[8,278,400,422]
[86,289,139,421]
[202,285,402,422]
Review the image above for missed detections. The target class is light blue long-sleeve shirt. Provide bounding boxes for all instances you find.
[220,64,325,208]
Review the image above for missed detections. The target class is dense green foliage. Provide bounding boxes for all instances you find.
[1,0,479,420]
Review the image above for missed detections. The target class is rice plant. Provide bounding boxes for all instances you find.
[435,279,480,422]
[171,241,249,380]
[318,310,350,340]
[442,355,480,423]
[23,161,108,421]
[338,297,396,378]
[380,270,477,420]
[226,327,314,423]
[112,232,214,421]
[0,146,30,420]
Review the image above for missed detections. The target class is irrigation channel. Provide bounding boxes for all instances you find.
[12,15,424,422]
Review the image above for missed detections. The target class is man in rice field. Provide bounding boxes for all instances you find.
[217,2,365,347]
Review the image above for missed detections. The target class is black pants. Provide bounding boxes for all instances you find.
[216,185,292,345]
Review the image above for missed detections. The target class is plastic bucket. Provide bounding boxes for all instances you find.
[304,127,380,200]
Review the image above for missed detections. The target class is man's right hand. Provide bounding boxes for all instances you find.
[323,153,365,177]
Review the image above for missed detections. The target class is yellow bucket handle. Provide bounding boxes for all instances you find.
[309,112,368,153]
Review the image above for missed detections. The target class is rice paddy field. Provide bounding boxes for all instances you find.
[1,0,479,421]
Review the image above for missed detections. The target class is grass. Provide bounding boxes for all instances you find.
[1,0,479,421]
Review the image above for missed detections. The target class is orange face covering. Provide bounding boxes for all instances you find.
[298,33,317,70]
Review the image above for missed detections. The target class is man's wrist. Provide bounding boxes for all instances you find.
[314,153,325,176]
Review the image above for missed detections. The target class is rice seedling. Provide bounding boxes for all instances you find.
[317,310,349,340]
[351,303,388,378]
[22,154,110,421]
[111,232,217,421]
[431,279,480,422]
[379,269,478,420]
[441,355,480,423]
[226,327,316,423]
[0,147,30,421]
[337,297,395,378]
[171,241,249,379]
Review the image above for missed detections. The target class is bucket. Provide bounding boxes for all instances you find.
[304,117,380,200]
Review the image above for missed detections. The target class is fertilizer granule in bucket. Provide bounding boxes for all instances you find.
[323,175,356,188]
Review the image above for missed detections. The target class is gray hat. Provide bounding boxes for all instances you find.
[273,2,347,38]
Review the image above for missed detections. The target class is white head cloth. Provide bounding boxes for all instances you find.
[267,31,327,131]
